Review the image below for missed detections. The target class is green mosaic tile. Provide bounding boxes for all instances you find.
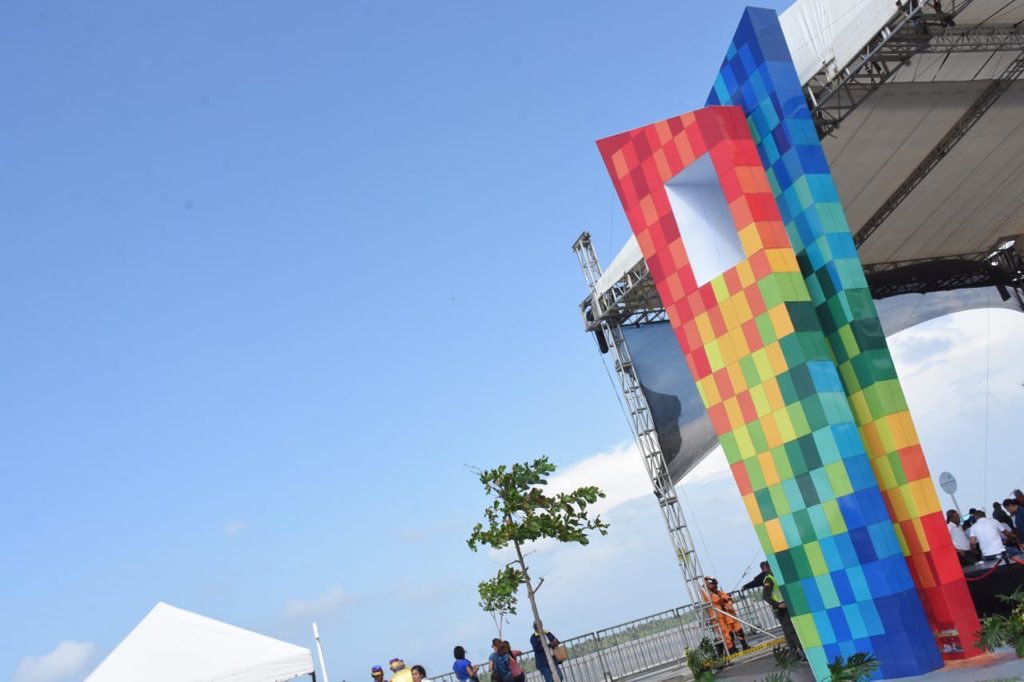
[807,504,831,537]
[793,508,815,543]
[719,431,740,463]
[769,484,793,517]
[758,274,785,308]
[746,455,767,490]
[775,548,797,582]
[789,544,813,577]
[814,572,840,607]
[797,330,833,362]
[802,396,828,431]
[786,301,820,333]
[851,317,887,352]
[748,419,769,451]
[711,277,731,302]
[822,498,847,534]
[825,461,854,497]
[888,451,908,486]
[777,372,799,405]
[779,334,807,367]
[796,472,820,507]
[788,402,812,438]
[811,469,837,505]
[811,427,841,464]
[845,287,875,320]
[755,487,777,519]
[754,523,772,554]
[739,355,761,386]
[780,514,802,546]
[792,613,821,648]
[771,447,795,480]
[797,435,822,470]
[788,364,816,398]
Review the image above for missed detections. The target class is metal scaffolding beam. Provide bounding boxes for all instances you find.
[864,245,1024,303]
[572,231,722,647]
[853,48,1024,248]
[805,0,979,138]
[892,24,1024,54]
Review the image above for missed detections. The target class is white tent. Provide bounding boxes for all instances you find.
[85,602,315,682]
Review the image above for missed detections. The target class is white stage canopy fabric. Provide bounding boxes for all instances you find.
[85,602,315,682]
[779,0,895,85]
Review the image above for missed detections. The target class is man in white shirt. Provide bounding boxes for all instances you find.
[968,511,1013,560]
[946,509,970,561]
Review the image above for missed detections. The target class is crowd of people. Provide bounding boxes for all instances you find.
[368,625,564,682]
[946,488,1024,565]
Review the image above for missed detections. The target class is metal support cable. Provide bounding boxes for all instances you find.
[853,48,1024,248]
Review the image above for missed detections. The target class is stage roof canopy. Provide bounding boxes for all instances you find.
[85,602,315,682]
[596,0,1024,300]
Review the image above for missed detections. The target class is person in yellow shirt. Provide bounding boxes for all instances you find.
[390,658,413,682]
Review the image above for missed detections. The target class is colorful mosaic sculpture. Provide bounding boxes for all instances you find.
[596,6,982,679]
[598,106,944,679]
[706,6,981,665]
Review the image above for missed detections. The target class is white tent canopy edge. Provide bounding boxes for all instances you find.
[85,602,315,682]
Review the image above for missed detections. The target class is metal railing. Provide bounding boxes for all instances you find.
[427,591,781,682]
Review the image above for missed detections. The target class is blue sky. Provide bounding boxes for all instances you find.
[2,2,1023,681]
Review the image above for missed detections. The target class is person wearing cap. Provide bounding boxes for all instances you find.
[703,576,748,654]
[530,623,563,682]
[371,665,387,682]
[390,658,413,682]
[741,561,771,591]
[761,563,803,659]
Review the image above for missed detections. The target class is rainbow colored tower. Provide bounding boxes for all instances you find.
[706,6,981,666]
[598,10,985,676]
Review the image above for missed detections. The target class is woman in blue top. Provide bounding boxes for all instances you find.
[488,639,512,682]
[451,646,479,682]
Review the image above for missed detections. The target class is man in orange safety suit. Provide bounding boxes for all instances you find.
[703,576,749,654]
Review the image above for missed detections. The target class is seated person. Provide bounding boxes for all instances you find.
[968,511,1015,561]
[946,510,978,564]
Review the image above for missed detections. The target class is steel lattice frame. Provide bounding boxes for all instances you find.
[573,232,721,646]
[805,0,981,138]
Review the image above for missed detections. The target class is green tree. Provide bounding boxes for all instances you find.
[467,456,609,682]
[478,567,519,640]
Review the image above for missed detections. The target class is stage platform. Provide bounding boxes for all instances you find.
[713,648,1024,681]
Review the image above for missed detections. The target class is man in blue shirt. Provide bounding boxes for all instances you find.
[530,624,562,682]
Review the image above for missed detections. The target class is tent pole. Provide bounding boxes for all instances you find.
[313,622,330,682]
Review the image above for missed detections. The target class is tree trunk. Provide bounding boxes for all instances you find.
[513,538,561,682]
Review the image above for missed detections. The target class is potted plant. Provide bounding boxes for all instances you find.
[976,588,1024,658]
[685,637,722,681]
[826,652,879,681]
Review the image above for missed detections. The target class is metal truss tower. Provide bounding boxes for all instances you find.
[572,231,719,642]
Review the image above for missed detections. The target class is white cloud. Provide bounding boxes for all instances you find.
[222,520,247,536]
[546,441,650,516]
[14,641,95,682]
[282,587,349,619]
[888,308,1024,507]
